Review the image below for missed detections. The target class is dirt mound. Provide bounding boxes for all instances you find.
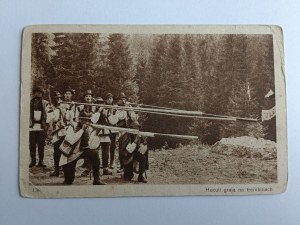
[211,136,277,160]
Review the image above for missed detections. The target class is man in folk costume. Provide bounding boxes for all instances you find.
[48,91,67,176]
[76,89,95,119]
[63,87,75,102]
[94,96,104,111]
[76,89,96,174]
[113,93,126,173]
[262,89,276,142]
[29,86,50,168]
[95,92,119,175]
[59,117,106,185]
[115,92,133,173]
[116,93,129,125]
[78,94,114,176]
[105,93,118,170]
[60,87,76,124]
[118,115,149,183]
[117,93,149,183]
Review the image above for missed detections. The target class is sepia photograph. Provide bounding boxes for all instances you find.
[19,25,287,197]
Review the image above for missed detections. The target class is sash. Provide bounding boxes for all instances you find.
[59,126,84,156]
[88,130,101,149]
[33,111,42,122]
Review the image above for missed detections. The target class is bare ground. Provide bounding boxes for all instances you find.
[29,144,277,186]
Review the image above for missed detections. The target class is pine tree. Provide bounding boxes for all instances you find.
[140,35,169,148]
[106,33,138,101]
[197,35,224,144]
[135,52,148,102]
[181,35,198,109]
[161,35,190,147]
[50,33,100,99]
[144,35,168,105]
[31,33,54,92]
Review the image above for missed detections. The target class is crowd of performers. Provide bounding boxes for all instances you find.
[29,86,148,185]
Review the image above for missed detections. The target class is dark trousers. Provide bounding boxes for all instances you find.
[62,149,100,185]
[118,140,124,169]
[124,151,147,180]
[101,142,110,168]
[83,140,112,170]
[53,138,64,168]
[109,133,117,165]
[29,131,46,163]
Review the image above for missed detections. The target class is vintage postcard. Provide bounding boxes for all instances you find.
[20,25,287,197]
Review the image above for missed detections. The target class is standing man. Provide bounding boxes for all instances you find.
[115,92,130,172]
[49,87,76,176]
[104,93,118,169]
[262,89,276,142]
[29,86,49,168]
[61,87,76,124]
[49,91,66,176]
[116,92,128,108]
[96,92,117,175]
[77,89,96,175]
[76,89,95,119]
[63,87,75,102]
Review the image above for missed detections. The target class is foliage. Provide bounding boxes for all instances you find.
[31,33,276,148]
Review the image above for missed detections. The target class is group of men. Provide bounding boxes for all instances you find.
[29,86,149,185]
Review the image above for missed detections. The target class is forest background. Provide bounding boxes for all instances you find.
[31,33,275,148]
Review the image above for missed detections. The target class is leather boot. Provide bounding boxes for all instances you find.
[109,160,115,169]
[81,159,89,169]
[50,166,60,176]
[103,168,112,175]
[93,169,106,185]
[37,161,46,167]
[81,169,91,177]
[93,179,107,185]
[117,165,124,173]
[37,150,46,167]
[29,160,36,168]
[138,175,148,183]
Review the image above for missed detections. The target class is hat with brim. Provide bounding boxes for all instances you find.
[33,86,44,95]
[84,89,93,97]
[117,92,127,100]
[64,87,75,95]
[94,97,104,104]
[105,92,114,100]
[53,91,62,99]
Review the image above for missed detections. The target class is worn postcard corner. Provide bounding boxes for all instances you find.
[20,24,287,198]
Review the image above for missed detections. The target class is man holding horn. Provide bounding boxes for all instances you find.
[59,115,106,185]
[116,92,149,183]
[47,91,66,176]
[76,89,96,175]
